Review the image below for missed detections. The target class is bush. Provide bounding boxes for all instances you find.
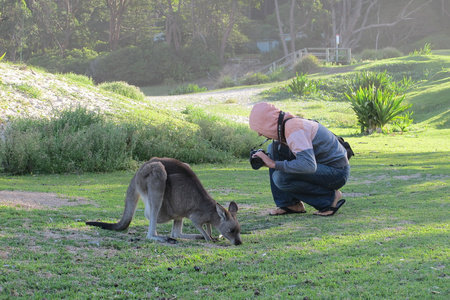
[239,72,270,86]
[381,47,403,59]
[294,54,321,74]
[346,70,414,134]
[349,70,414,95]
[359,48,403,60]
[217,75,237,89]
[182,105,261,158]
[92,46,169,86]
[345,86,412,134]
[288,73,320,96]
[98,81,146,101]
[409,43,433,56]
[27,48,98,75]
[0,107,135,174]
[169,84,207,95]
[0,106,260,174]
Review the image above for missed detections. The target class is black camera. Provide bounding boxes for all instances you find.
[249,149,266,170]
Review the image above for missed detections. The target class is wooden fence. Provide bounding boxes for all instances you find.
[257,47,352,75]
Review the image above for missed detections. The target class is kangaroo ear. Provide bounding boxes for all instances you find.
[216,204,228,220]
[228,201,238,218]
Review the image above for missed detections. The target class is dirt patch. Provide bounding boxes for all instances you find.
[0,190,91,210]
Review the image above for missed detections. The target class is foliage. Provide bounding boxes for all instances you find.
[288,73,320,96]
[345,86,412,134]
[98,81,146,101]
[393,111,414,133]
[348,70,414,95]
[268,66,286,82]
[239,72,270,85]
[169,84,207,95]
[359,47,403,60]
[0,105,261,174]
[409,43,433,56]
[0,107,134,174]
[0,52,5,61]
[294,54,321,74]
[181,105,261,158]
[217,75,238,89]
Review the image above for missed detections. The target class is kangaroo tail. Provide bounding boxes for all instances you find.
[86,174,140,231]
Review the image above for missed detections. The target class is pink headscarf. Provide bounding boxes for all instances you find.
[249,102,295,140]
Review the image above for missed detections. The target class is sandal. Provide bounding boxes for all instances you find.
[314,199,346,217]
[269,206,307,216]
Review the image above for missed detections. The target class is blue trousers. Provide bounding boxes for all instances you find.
[267,142,350,210]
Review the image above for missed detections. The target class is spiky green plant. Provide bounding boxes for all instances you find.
[288,73,319,96]
[346,86,412,134]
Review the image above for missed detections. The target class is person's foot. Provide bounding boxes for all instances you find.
[269,201,306,215]
[313,190,343,216]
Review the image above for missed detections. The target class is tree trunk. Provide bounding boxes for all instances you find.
[274,0,288,56]
[219,1,238,65]
[289,0,296,54]
[106,0,132,51]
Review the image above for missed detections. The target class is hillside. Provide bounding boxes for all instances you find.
[1,53,450,131]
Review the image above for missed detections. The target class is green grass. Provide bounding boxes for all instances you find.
[0,131,448,299]
[1,53,449,299]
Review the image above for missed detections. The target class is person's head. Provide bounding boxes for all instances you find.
[249,102,294,140]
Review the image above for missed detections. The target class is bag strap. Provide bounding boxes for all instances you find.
[277,111,354,160]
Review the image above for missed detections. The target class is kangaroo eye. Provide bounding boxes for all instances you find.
[229,228,236,233]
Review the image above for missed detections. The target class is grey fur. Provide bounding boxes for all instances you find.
[86,157,242,245]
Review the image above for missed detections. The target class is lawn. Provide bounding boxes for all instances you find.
[0,54,449,299]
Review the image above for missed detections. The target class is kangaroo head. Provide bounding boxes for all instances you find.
[215,201,242,245]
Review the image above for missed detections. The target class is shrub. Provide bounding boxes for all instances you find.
[182,105,261,158]
[381,47,403,59]
[393,111,414,133]
[0,106,260,174]
[217,76,237,89]
[346,70,414,134]
[409,43,433,55]
[294,54,321,74]
[288,73,320,96]
[239,72,270,86]
[359,49,380,60]
[0,107,135,174]
[169,84,207,95]
[349,70,390,92]
[268,66,286,82]
[345,86,412,134]
[92,45,171,86]
[359,48,403,60]
[98,81,145,101]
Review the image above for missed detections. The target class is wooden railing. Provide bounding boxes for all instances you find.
[256,47,351,74]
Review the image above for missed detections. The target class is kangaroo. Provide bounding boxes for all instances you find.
[86,157,242,245]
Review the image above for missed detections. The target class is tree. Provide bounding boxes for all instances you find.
[106,0,133,51]
[324,0,434,49]
[274,0,319,57]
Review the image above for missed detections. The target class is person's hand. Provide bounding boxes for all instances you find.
[252,151,275,169]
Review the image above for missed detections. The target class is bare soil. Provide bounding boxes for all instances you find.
[0,190,90,210]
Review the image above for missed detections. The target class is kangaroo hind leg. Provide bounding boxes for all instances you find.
[138,161,176,244]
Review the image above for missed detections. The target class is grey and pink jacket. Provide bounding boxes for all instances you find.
[249,102,349,174]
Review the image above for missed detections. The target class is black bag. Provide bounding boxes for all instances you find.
[277,111,354,160]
